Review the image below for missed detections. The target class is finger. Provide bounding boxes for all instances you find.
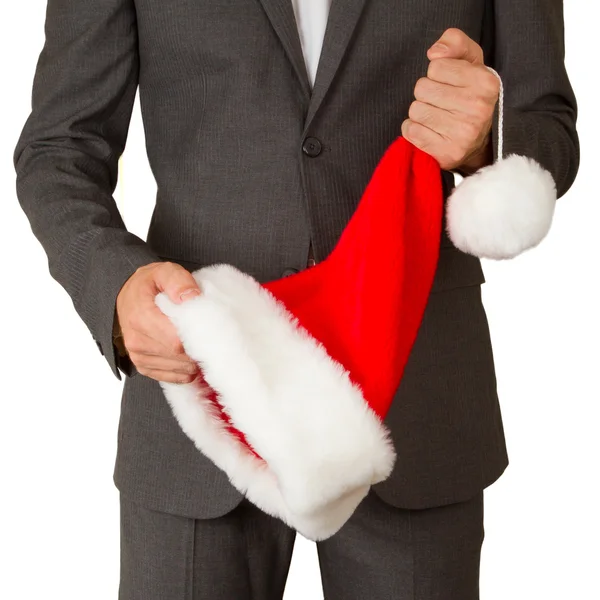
[427,28,484,65]
[402,118,468,170]
[414,77,488,115]
[408,100,480,142]
[426,58,482,88]
[130,352,199,376]
[409,101,452,140]
[401,118,444,153]
[136,367,199,384]
[125,329,195,362]
[153,262,202,304]
[125,313,189,359]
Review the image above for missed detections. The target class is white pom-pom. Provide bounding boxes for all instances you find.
[446,154,557,260]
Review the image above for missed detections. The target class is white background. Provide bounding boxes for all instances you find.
[1,2,598,599]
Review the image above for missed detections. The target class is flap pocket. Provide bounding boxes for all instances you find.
[430,245,485,293]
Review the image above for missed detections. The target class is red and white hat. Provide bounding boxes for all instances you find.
[155,69,556,541]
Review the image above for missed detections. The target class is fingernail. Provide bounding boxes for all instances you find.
[430,43,448,53]
[180,288,200,301]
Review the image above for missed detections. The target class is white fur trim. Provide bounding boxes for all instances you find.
[154,264,396,540]
[446,155,557,260]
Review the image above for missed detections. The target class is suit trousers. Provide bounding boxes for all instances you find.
[119,490,484,600]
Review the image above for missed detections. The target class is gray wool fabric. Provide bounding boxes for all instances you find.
[119,490,484,600]
[14,0,578,517]
[14,0,577,595]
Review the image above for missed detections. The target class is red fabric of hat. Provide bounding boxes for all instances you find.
[155,136,443,540]
[264,136,442,424]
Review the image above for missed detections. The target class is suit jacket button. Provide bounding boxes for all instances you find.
[302,137,322,158]
[281,268,299,278]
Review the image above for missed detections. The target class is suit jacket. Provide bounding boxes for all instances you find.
[14,0,578,516]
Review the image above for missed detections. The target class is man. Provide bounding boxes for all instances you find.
[14,0,578,598]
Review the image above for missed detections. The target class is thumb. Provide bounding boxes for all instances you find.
[154,262,201,304]
[427,28,484,64]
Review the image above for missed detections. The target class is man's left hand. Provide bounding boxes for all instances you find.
[401,28,499,174]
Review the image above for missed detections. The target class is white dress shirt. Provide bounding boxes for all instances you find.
[291,0,332,88]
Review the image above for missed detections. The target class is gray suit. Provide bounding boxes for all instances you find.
[15,0,578,597]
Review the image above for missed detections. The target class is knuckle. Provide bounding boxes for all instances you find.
[184,362,198,374]
[161,260,186,277]
[445,29,466,51]
[408,101,420,121]
[158,260,176,273]
[462,121,480,142]
[472,96,491,119]
[169,339,185,355]
[403,119,418,140]
[159,371,194,384]
[409,101,431,125]
[431,57,459,80]
[480,71,500,96]
[124,332,143,354]
[427,59,441,80]
[444,27,464,42]
[414,77,430,98]
[470,43,485,64]
[157,261,186,286]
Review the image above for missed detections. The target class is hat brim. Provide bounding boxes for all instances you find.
[155,263,396,540]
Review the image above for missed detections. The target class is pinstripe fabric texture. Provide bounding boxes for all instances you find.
[14,0,578,517]
[118,490,483,600]
[119,494,296,600]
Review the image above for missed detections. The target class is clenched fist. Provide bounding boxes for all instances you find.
[115,261,201,383]
[401,28,499,174]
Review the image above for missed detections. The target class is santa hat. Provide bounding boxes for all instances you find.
[154,68,556,541]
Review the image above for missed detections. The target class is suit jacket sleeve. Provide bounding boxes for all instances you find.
[486,0,579,197]
[13,0,161,380]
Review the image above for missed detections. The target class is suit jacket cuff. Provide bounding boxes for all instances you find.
[490,103,579,198]
[89,242,162,380]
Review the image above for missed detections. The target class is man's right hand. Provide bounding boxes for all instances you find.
[116,262,201,383]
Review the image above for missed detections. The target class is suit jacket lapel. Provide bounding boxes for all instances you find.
[304,0,369,131]
[257,0,312,99]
